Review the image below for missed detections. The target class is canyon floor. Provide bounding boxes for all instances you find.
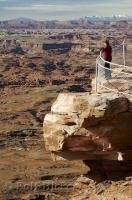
[0,30,132,199]
[0,36,95,199]
[0,77,132,200]
[0,85,89,200]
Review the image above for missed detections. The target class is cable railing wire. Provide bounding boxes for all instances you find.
[95,52,132,98]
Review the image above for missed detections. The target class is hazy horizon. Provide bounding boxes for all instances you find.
[0,0,132,20]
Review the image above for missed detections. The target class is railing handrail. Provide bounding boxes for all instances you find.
[98,52,131,68]
[97,63,132,76]
[95,52,132,98]
[97,54,132,76]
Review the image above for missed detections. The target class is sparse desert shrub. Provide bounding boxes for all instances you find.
[42,59,56,72]
[52,80,65,85]
[67,85,86,92]
[10,46,24,54]
[27,62,36,68]
[3,58,20,68]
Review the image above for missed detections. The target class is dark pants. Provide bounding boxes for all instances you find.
[104,62,111,79]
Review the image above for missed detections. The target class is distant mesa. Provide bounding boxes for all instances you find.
[42,42,78,54]
[0,16,131,29]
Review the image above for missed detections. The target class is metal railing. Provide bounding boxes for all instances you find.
[95,53,132,98]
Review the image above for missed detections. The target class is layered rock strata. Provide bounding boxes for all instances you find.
[43,92,132,161]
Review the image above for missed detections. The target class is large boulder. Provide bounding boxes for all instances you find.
[43,92,132,161]
[70,174,132,200]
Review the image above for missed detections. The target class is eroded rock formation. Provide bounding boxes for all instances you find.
[70,175,132,200]
[43,92,132,161]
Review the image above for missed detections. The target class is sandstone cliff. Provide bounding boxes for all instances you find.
[43,92,132,161]
[43,91,132,199]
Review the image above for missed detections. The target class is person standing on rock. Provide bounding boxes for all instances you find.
[100,39,112,80]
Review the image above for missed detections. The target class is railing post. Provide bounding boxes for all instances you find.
[123,39,126,66]
[95,58,98,93]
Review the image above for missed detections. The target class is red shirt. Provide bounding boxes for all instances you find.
[101,45,112,62]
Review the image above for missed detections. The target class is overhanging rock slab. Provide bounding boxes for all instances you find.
[43,92,132,161]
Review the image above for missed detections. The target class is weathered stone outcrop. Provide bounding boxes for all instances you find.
[70,175,132,200]
[43,92,132,161]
